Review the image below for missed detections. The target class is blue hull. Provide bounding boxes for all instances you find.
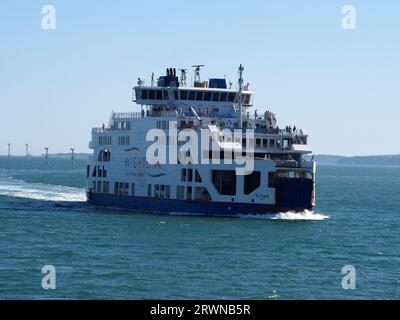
[87,193,312,216]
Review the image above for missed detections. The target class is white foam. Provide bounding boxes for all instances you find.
[240,209,329,221]
[0,177,86,202]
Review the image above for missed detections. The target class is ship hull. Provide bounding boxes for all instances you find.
[86,192,313,216]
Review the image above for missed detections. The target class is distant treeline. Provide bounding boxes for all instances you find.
[306,154,400,166]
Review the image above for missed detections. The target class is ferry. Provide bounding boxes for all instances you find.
[86,65,316,216]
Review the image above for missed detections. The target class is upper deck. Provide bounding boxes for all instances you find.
[132,66,253,107]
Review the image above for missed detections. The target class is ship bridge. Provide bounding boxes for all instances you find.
[132,66,253,113]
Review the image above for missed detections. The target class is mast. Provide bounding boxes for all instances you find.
[238,64,244,128]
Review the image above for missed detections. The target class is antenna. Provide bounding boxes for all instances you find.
[70,147,75,167]
[238,64,244,128]
[44,147,49,165]
[192,65,205,83]
[7,143,10,160]
[179,69,187,86]
[151,72,155,87]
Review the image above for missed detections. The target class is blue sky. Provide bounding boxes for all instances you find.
[0,0,399,156]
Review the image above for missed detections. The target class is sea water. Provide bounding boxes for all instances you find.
[0,156,399,299]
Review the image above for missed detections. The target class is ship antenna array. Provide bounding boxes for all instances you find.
[179,69,187,86]
[238,64,244,129]
[192,64,204,83]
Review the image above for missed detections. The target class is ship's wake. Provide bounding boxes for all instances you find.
[0,176,86,202]
[240,210,329,221]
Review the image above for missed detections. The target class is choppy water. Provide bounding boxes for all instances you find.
[0,156,399,299]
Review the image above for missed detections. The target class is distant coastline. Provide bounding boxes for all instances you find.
[305,154,400,166]
[1,153,400,166]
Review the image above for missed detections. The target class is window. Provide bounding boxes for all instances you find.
[102,181,110,193]
[263,139,268,148]
[131,183,135,196]
[195,170,202,183]
[195,91,204,101]
[188,91,195,100]
[114,182,119,194]
[256,138,261,148]
[211,170,236,195]
[163,90,168,100]
[154,184,160,198]
[166,185,170,199]
[244,171,261,194]
[148,90,155,99]
[124,183,129,195]
[118,136,130,145]
[147,184,152,197]
[174,90,179,100]
[187,186,192,200]
[212,92,220,102]
[220,92,227,102]
[156,90,163,100]
[270,139,275,148]
[203,91,212,101]
[227,92,236,102]
[188,169,193,182]
[268,172,276,188]
[141,90,148,99]
[97,181,102,193]
[87,165,90,178]
[181,169,187,182]
[194,187,211,201]
[177,186,185,200]
[99,136,112,145]
[180,90,188,100]
[276,139,282,148]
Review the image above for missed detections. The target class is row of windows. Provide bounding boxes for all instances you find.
[99,136,112,145]
[98,149,111,162]
[111,121,131,131]
[219,136,289,149]
[148,184,171,199]
[89,165,107,178]
[118,136,130,145]
[92,181,110,193]
[176,186,211,201]
[181,169,202,183]
[115,182,135,195]
[156,120,171,130]
[139,89,251,104]
[211,170,261,196]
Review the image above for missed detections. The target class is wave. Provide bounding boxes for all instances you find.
[0,177,86,202]
[240,209,329,221]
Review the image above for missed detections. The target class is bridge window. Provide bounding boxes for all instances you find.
[140,90,148,100]
[174,90,179,100]
[156,90,163,100]
[203,91,212,101]
[180,90,188,100]
[148,90,155,99]
[244,171,260,194]
[212,92,220,101]
[163,90,168,100]
[188,91,195,100]
[220,92,227,102]
[227,92,236,102]
[211,170,236,195]
[195,91,204,101]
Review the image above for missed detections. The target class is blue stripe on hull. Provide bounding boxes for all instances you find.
[87,193,312,216]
